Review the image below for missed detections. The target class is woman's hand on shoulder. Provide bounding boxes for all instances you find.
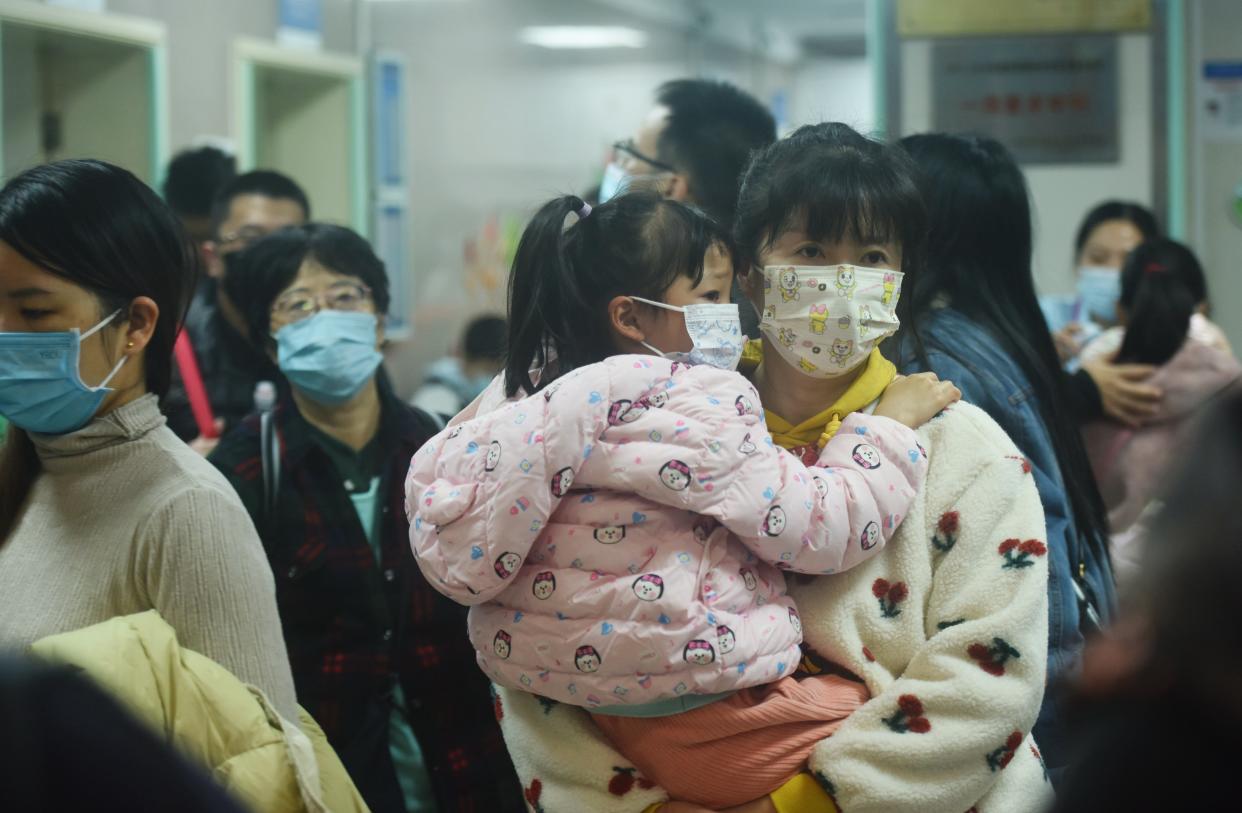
[874,372,961,429]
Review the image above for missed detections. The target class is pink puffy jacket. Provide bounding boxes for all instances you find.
[406,356,926,710]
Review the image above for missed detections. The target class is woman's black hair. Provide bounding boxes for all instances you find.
[504,191,731,397]
[897,132,1110,551]
[224,223,390,348]
[733,122,927,337]
[0,158,195,540]
[1074,200,1160,260]
[1116,238,1207,366]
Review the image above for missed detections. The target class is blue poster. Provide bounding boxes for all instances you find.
[278,0,322,49]
[376,60,404,187]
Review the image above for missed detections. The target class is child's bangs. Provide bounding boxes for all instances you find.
[773,166,904,252]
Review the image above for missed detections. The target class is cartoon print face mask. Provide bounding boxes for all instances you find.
[758,264,902,379]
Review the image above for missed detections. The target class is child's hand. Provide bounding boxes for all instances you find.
[874,372,961,428]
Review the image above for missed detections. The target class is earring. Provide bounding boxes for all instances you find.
[127,341,135,349]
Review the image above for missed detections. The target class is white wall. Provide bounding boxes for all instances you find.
[1188,0,1242,346]
[370,0,793,396]
[103,0,357,151]
[900,34,1154,296]
[790,57,875,134]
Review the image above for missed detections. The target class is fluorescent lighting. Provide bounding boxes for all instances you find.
[518,26,648,49]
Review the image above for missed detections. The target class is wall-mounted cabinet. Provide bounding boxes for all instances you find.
[0,0,167,183]
[233,37,367,235]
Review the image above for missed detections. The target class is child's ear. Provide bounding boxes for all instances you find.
[608,296,647,344]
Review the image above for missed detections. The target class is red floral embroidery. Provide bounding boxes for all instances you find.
[608,766,656,796]
[986,731,1024,772]
[524,778,545,813]
[999,538,1048,569]
[862,645,876,662]
[1005,455,1032,474]
[882,694,931,733]
[791,445,819,466]
[873,578,909,618]
[493,692,504,722]
[932,511,960,553]
[967,638,1021,676]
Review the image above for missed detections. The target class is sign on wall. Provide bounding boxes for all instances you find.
[1201,62,1242,144]
[898,0,1150,38]
[932,36,1118,164]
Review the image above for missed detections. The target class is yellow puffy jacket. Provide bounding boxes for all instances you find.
[30,611,368,813]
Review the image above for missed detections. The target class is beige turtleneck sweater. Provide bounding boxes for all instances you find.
[0,394,298,721]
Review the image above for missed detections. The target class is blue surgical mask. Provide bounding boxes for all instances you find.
[275,310,383,405]
[1075,266,1121,324]
[0,310,127,435]
[599,162,668,204]
[631,297,744,371]
[598,162,628,204]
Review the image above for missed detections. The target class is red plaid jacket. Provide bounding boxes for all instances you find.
[211,387,522,812]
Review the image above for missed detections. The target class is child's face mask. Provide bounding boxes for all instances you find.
[757,264,902,378]
[630,297,744,372]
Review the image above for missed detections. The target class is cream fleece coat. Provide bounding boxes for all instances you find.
[493,401,1054,813]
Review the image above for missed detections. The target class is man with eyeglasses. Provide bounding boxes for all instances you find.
[601,79,777,337]
[164,170,310,449]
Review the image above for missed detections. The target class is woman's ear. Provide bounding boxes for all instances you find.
[608,295,647,344]
[123,297,160,357]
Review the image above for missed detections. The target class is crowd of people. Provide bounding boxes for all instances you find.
[0,77,1238,813]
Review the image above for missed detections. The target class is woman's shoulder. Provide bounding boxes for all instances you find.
[918,401,1026,473]
[136,425,253,517]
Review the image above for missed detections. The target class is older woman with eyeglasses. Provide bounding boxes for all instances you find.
[208,223,523,813]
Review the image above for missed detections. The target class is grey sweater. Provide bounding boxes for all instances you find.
[0,394,298,720]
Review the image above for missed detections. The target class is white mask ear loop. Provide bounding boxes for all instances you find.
[79,309,128,391]
[628,297,684,359]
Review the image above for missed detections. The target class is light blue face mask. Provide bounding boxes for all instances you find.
[598,162,629,204]
[275,310,383,405]
[0,310,127,435]
[631,297,744,371]
[1075,266,1121,324]
[599,162,669,204]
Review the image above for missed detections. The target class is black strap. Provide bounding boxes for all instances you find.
[260,410,280,527]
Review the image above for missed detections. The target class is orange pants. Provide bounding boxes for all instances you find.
[591,674,868,808]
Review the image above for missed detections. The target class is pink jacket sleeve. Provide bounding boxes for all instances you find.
[405,366,609,605]
[575,358,928,574]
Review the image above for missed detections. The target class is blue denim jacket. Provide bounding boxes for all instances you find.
[900,307,1116,773]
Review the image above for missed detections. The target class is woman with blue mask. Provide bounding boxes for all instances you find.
[0,160,299,721]
[208,224,522,813]
[1042,201,1159,364]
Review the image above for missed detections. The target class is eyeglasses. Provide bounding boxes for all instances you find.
[613,139,675,173]
[217,224,274,248]
[271,282,373,323]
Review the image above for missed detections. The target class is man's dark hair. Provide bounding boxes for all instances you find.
[210,170,311,235]
[655,79,776,230]
[163,147,236,218]
[463,315,506,363]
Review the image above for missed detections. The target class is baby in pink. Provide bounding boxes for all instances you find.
[407,355,926,707]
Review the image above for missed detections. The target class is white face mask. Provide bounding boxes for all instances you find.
[599,162,667,204]
[758,264,902,378]
[630,297,744,371]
